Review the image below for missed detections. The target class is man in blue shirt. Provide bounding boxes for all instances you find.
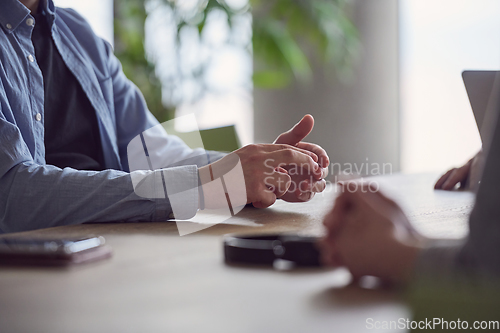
[0,0,330,233]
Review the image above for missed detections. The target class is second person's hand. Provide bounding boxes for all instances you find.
[434,151,482,191]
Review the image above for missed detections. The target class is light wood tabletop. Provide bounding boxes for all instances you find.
[0,173,474,333]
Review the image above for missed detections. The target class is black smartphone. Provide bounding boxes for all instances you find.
[0,236,112,267]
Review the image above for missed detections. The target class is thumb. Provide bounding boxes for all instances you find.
[274,114,314,145]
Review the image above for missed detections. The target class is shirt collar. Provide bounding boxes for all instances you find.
[37,0,56,28]
[0,0,55,33]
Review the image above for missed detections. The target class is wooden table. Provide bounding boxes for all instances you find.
[0,173,474,333]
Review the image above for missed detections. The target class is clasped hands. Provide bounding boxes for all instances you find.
[198,114,329,209]
[317,153,482,286]
[318,183,426,286]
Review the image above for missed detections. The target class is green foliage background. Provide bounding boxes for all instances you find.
[114,0,359,123]
[114,0,175,123]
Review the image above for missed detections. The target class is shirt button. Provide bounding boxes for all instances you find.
[26,18,34,26]
[6,23,12,30]
[35,113,42,121]
[28,54,34,62]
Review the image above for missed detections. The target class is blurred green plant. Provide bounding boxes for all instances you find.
[114,0,175,122]
[113,0,359,122]
[164,0,359,88]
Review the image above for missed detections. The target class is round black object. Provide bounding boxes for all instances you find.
[223,234,322,267]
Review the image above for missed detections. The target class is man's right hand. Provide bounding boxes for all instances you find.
[198,144,323,209]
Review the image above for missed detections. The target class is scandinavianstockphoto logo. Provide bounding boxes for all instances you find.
[261,157,393,198]
[126,114,246,236]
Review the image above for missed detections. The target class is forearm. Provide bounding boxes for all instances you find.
[0,162,177,233]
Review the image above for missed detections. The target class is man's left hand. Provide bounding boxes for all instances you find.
[274,114,329,202]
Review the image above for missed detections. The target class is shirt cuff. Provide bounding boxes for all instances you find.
[160,165,199,220]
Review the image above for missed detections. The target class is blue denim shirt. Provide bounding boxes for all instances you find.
[0,0,221,233]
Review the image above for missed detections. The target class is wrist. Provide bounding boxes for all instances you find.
[198,164,213,185]
[197,161,228,210]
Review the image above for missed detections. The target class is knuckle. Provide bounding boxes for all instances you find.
[248,144,262,153]
[323,168,329,177]
[282,148,295,159]
[252,144,263,152]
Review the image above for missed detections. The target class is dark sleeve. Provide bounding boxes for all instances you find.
[416,106,500,280]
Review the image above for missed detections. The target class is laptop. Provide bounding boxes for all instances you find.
[462,70,500,142]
